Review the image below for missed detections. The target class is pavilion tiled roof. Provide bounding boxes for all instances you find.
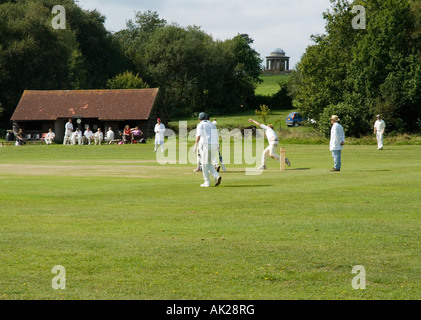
[11,88,161,121]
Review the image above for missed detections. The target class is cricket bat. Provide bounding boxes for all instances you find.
[218,150,227,172]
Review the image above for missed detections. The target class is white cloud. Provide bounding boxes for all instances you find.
[77,0,332,68]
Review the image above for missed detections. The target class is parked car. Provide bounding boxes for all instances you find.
[286,112,306,127]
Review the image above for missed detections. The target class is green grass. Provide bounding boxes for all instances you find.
[0,138,420,300]
[255,74,290,96]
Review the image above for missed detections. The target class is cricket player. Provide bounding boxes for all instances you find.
[83,127,94,145]
[374,115,386,150]
[71,128,83,145]
[248,118,291,170]
[94,128,103,145]
[45,129,55,145]
[63,119,73,145]
[193,112,222,187]
[154,118,166,152]
[329,115,345,171]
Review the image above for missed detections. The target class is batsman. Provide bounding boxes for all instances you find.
[248,118,291,170]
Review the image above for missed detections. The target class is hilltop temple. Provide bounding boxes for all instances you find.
[264,48,290,74]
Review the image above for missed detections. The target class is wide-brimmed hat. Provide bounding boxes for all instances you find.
[330,115,340,122]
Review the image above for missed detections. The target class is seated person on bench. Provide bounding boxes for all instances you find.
[122,125,131,143]
[94,128,104,145]
[45,128,55,145]
[130,126,143,143]
[104,127,115,144]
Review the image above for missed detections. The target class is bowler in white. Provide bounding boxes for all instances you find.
[248,118,291,170]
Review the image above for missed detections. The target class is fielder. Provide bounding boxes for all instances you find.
[154,118,165,152]
[374,114,386,150]
[248,118,291,170]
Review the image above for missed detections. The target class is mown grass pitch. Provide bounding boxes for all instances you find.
[0,143,420,300]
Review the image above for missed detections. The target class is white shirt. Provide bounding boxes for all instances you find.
[46,132,55,139]
[72,130,82,138]
[106,130,115,140]
[65,122,73,132]
[154,123,165,142]
[260,124,278,143]
[84,130,94,138]
[374,120,386,133]
[330,122,345,151]
[95,131,103,140]
[196,120,218,145]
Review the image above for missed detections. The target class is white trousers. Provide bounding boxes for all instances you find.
[262,141,280,165]
[376,132,384,149]
[202,144,220,185]
[197,145,219,169]
[72,136,82,145]
[63,130,72,145]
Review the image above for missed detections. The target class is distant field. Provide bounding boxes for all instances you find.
[255,74,290,96]
[0,134,420,300]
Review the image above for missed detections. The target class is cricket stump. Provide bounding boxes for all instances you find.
[280,147,286,171]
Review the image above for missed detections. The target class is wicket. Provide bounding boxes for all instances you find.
[280,147,286,171]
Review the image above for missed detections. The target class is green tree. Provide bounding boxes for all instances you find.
[290,0,421,136]
[0,0,76,128]
[0,0,129,129]
[107,71,149,89]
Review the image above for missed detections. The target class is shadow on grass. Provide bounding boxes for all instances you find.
[222,185,274,188]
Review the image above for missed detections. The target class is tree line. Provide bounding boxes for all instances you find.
[0,0,262,131]
[1,0,419,137]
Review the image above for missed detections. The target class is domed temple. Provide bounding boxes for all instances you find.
[265,48,290,73]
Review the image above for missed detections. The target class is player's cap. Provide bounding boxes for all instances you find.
[198,112,207,120]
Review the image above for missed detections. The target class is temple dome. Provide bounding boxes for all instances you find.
[271,48,286,56]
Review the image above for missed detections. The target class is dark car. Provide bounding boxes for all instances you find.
[286,112,305,127]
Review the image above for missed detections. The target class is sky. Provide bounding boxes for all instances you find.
[77,0,333,68]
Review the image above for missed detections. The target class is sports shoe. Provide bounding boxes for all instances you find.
[257,165,266,170]
[330,168,340,172]
[215,176,222,187]
[285,158,291,167]
[200,183,210,187]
